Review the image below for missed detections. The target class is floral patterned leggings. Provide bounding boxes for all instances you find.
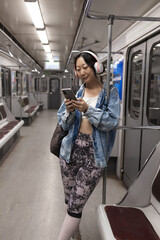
[60,132,104,218]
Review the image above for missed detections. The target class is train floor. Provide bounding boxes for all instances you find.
[0,109,126,240]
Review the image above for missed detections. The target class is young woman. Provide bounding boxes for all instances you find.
[57,50,120,240]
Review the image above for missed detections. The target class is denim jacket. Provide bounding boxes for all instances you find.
[57,82,120,167]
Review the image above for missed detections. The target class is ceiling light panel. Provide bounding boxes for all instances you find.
[46,53,53,60]
[25,0,44,29]
[37,29,48,44]
[43,44,51,52]
[45,61,60,70]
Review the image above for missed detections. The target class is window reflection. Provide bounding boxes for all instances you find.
[50,78,59,93]
[16,71,22,96]
[129,51,143,119]
[1,69,5,96]
[5,70,11,95]
[35,78,39,92]
[148,42,160,125]
[35,78,47,92]
[41,78,47,92]
[62,78,71,88]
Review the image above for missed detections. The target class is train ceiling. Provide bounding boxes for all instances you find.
[0,0,159,73]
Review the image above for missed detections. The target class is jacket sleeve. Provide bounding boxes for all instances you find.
[57,101,76,131]
[83,86,120,132]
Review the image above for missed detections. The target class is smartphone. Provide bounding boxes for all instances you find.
[62,88,77,100]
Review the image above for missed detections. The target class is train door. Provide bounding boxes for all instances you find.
[1,67,11,110]
[140,34,160,168]
[48,78,61,109]
[123,35,160,187]
[123,43,146,187]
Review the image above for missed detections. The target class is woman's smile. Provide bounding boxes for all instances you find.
[82,76,89,81]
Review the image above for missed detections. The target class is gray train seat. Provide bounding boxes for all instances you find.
[19,96,39,116]
[12,95,39,125]
[29,92,44,111]
[0,101,24,162]
[97,141,160,240]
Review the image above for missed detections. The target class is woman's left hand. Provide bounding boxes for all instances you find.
[71,98,88,113]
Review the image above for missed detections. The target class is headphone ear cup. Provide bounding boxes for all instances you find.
[94,62,104,74]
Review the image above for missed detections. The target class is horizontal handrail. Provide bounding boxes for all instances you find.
[117,125,160,130]
[87,13,160,22]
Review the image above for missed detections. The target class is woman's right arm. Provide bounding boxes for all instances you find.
[57,100,76,131]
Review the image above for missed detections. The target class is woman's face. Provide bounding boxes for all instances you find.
[75,57,96,84]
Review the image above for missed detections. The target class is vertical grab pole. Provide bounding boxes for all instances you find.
[20,68,22,121]
[102,16,114,204]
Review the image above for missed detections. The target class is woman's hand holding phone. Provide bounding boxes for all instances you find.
[72,98,88,113]
[62,88,77,112]
[62,89,88,113]
[65,98,88,113]
[65,99,75,112]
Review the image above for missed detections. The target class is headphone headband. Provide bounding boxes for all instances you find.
[81,50,100,62]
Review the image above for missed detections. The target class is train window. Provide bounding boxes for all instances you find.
[6,70,11,95]
[1,68,11,96]
[147,42,160,125]
[26,75,29,92]
[129,51,143,119]
[50,78,59,93]
[35,78,39,92]
[16,71,22,95]
[41,78,47,92]
[35,78,47,92]
[62,77,71,88]
[11,71,17,95]
[1,69,5,96]
[22,74,29,94]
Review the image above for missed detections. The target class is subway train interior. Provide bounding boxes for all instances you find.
[0,0,160,239]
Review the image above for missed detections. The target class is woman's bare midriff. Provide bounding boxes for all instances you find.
[79,118,92,135]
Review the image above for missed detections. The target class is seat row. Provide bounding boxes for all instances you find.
[0,93,43,162]
[98,141,160,240]
[12,94,39,125]
[0,101,24,163]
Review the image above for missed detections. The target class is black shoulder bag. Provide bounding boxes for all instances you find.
[50,124,68,157]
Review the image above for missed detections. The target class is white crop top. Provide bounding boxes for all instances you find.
[82,95,98,119]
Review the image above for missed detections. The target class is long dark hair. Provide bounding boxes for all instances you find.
[74,51,97,76]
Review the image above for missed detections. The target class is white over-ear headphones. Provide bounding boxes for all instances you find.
[82,51,104,74]
[74,50,104,77]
